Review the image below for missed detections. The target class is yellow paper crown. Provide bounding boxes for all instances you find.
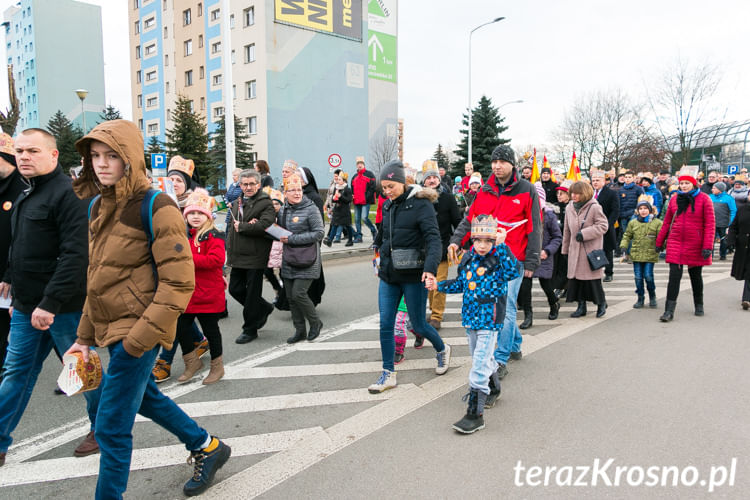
[168,155,195,177]
[355,156,365,164]
[0,133,14,156]
[285,174,303,192]
[283,159,298,171]
[637,194,654,206]
[263,186,284,203]
[471,215,498,240]
[184,188,215,214]
[422,160,437,172]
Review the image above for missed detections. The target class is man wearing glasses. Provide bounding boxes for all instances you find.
[226,170,276,344]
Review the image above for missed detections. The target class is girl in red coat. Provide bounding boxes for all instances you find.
[655,167,715,322]
[176,189,227,384]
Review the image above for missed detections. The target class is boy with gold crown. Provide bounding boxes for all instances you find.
[620,194,663,308]
[426,214,520,434]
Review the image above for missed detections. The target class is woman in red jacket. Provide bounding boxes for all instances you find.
[655,168,715,322]
[176,189,227,383]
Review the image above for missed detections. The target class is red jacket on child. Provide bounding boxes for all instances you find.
[185,228,226,314]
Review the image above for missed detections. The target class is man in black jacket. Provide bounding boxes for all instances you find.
[591,170,620,281]
[0,133,24,383]
[422,164,461,330]
[0,129,101,467]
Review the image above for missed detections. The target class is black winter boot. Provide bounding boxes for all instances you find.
[453,389,486,434]
[659,300,677,322]
[633,295,645,309]
[519,306,533,329]
[286,330,306,344]
[548,300,560,320]
[694,303,704,316]
[648,290,657,308]
[570,301,587,318]
[485,371,501,409]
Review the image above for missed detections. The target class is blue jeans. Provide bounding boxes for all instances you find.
[354,204,376,239]
[0,310,100,452]
[632,261,655,297]
[378,280,445,372]
[715,227,727,259]
[95,342,209,499]
[157,321,204,364]
[494,262,524,365]
[467,329,498,395]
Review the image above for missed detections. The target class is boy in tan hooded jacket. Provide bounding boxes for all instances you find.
[66,120,230,498]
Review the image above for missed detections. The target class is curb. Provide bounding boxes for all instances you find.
[321,247,373,262]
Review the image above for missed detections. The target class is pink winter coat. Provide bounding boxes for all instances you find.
[268,240,283,269]
[561,198,609,280]
[656,191,715,267]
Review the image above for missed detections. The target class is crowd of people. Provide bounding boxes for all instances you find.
[0,118,749,496]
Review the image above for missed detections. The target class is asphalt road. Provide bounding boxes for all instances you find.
[0,256,747,500]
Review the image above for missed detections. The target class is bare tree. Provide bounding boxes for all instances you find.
[646,55,726,167]
[556,94,600,174]
[0,65,20,135]
[369,132,399,175]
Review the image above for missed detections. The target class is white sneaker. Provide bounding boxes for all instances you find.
[435,343,451,375]
[368,370,397,394]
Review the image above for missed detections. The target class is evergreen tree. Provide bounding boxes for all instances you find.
[432,143,449,170]
[164,95,209,185]
[452,95,510,178]
[145,135,163,170]
[47,110,83,174]
[98,104,122,123]
[208,114,255,189]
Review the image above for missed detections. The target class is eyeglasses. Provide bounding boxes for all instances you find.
[241,182,258,187]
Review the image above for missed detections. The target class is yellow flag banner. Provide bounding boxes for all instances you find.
[530,148,540,184]
[566,152,581,181]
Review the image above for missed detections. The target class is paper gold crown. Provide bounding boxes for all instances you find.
[471,215,498,240]
[168,155,195,177]
[184,188,215,214]
[0,133,14,156]
[637,194,654,206]
[422,160,437,172]
[283,159,298,171]
[356,156,365,164]
[263,186,284,203]
[284,174,304,192]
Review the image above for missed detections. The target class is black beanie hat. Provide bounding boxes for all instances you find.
[490,145,515,166]
[641,176,653,185]
[168,169,192,188]
[380,159,406,184]
[0,152,16,167]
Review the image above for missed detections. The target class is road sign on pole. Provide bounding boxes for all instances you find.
[328,154,342,169]
[728,164,739,175]
[151,153,167,176]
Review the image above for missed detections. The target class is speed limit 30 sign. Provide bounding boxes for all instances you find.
[328,154,342,169]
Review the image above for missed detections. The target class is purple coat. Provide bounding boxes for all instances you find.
[533,207,562,279]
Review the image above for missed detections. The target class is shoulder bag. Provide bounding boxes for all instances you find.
[281,207,317,268]
[388,202,425,270]
[580,205,609,271]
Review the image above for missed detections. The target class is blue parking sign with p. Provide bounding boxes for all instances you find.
[151,153,167,176]
[727,165,739,175]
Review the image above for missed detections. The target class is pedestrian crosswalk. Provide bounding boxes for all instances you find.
[0,261,734,498]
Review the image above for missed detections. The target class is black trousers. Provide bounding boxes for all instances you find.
[517,276,557,310]
[743,280,750,302]
[229,267,270,335]
[177,312,223,359]
[666,264,703,303]
[264,268,282,292]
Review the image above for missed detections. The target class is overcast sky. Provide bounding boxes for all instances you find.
[1,0,748,169]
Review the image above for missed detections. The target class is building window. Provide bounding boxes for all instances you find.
[166,108,170,119]
[199,66,204,79]
[200,97,205,110]
[163,0,167,10]
[247,116,257,135]
[210,8,220,21]
[147,123,159,135]
[164,54,169,66]
[188,100,194,112]
[211,41,221,54]
[214,106,224,119]
[231,49,235,64]
[183,8,191,25]
[135,45,141,59]
[230,14,235,28]
[136,70,142,83]
[244,7,255,27]
[233,84,236,99]
[139,119,144,129]
[244,43,255,63]
[197,2,203,16]
[246,80,256,99]
[163,26,168,39]
[185,70,193,86]
[212,74,222,86]
[137,94,142,108]
[134,0,139,9]
[144,16,156,29]
[145,43,156,56]
[134,20,140,34]
[184,39,192,56]
[146,70,157,82]
[165,81,170,93]
[147,96,158,108]
[198,34,203,48]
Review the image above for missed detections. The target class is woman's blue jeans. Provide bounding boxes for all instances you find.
[378,280,445,371]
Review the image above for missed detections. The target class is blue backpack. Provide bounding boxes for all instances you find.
[88,188,160,287]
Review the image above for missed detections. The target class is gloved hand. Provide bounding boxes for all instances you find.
[702,249,712,259]
[575,232,584,242]
[655,247,664,253]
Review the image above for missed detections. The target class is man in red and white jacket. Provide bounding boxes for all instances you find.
[448,145,542,379]
[350,157,378,242]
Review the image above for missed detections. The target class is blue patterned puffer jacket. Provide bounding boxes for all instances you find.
[437,243,520,331]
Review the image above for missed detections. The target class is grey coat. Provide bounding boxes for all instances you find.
[278,196,325,280]
[561,198,609,280]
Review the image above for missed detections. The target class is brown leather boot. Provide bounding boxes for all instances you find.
[177,350,203,383]
[73,431,99,457]
[202,356,225,385]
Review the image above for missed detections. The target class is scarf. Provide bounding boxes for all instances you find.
[573,200,586,212]
[675,188,698,216]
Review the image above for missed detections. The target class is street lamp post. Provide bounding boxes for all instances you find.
[468,17,504,164]
[498,99,524,110]
[75,89,88,134]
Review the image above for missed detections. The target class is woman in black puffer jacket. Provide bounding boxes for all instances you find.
[368,160,451,394]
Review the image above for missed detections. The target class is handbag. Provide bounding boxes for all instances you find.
[281,207,317,268]
[580,205,609,271]
[388,207,425,270]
